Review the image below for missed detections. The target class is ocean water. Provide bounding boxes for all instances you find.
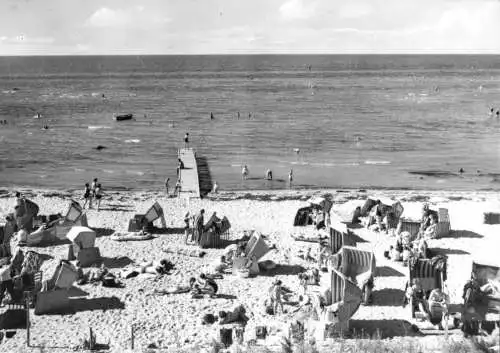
[1,54,500,192]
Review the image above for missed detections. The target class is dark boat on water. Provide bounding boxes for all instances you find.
[114,114,133,121]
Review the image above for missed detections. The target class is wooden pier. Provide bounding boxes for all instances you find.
[177,148,213,198]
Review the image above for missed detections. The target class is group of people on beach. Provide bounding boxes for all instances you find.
[82,178,103,211]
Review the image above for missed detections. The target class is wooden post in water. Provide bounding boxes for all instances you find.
[26,297,30,347]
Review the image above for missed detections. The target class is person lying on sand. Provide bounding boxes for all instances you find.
[139,259,174,275]
[208,256,230,274]
[154,277,197,295]
[219,305,250,325]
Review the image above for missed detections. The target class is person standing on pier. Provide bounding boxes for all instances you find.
[184,133,189,148]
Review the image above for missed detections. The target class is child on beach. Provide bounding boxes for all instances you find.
[94,183,103,211]
[199,273,218,298]
[242,165,249,180]
[83,183,92,209]
[270,280,284,314]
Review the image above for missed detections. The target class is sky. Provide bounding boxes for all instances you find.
[0,0,499,55]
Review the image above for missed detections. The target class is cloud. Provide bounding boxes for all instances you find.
[338,2,373,19]
[279,0,316,20]
[85,6,170,28]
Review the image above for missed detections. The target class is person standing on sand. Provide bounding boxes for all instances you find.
[194,209,205,244]
[165,178,170,195]
[184,133,189,148]
[83,183,92,209]
[94,183,103,211]
[242,165,249,180]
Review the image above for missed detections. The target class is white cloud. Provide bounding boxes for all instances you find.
[338,2,372,19]
[85,6,170,28]
[279,0,316,20]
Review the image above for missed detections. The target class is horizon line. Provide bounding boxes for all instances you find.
[1,52,500,58]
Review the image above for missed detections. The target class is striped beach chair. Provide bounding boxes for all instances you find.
[328,224,355,255]
[407,256,447,321]
[198,214,231,249]
[326,269,363,334]
[332,246,376,305]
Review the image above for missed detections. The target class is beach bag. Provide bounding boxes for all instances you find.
[255,326,267,339]
[219,328,233,347]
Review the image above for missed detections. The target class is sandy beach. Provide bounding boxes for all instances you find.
[1,187,500,352]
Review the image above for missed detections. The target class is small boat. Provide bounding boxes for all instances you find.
[114,114,133,121]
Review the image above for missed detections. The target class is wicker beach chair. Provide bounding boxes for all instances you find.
[324,269,363,335]
[330,246,376,305]
[436,208,451,238]
[128,201,166,232]
[198,214,231,249]
[463,261,500,325]
[328,224,355,255]
[407,256,448,324]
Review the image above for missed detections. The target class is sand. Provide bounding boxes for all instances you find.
[1,187,499,352]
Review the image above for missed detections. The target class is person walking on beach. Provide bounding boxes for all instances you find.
[94,183,103,211]
[165,178,170,196]
[194,209,205,244]
[184,133,189,148]
[242,165,249,180]
[83,183,92,209]
[175,179,182,197]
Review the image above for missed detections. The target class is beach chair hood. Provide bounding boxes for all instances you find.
[66,226,96,249]
[245,232,270,261]
[309,196,333,214]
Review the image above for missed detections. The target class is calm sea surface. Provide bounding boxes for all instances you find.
[1,55,500,192]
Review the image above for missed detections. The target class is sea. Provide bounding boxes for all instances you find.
[1,54,500,193]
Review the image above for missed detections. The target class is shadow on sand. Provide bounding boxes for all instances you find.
[349,319,424,338]
[371,288,405,307]
[446,230,483,239]
[375,266,405,277]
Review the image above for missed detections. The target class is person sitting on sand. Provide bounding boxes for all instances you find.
[219,305,250,325]
[199,273,218,298]
[366,200,384,231]
[420,204,438,232]
[419,213,438,240]
[405,279,431,321]
[210,256,229,274]
[83,183,92,209]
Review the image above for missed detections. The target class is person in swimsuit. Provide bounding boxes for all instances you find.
[83,183,92,209]
[242,165,249,180]
[94,183,103,211]
[184,133,189,148]
[164,177,170,195]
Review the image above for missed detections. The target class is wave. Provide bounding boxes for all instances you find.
[126,170,145,176]
[125,139,141,143]
[364,160,391,165]
[88,126,111,130]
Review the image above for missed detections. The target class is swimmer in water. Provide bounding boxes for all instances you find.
[237,111,240,120]
[210,112,214,120]
[459,168,464,174]
[42,125,49,130]
[496,111,500,118]
[489,108,495,116]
